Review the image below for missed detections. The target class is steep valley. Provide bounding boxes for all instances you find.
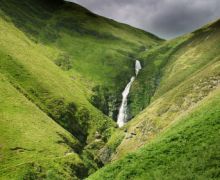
[89,19,220,179]
[0,0,219,179]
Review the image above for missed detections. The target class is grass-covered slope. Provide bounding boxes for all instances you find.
[0,0,162,119]
[1,0,219,179]
[95,19,220,167]
[0,0,162,178]
[0,74,86,179]
[0,17,101,178]
[129,19,220,117]
[0,15,111,144]
[89,88,220,180]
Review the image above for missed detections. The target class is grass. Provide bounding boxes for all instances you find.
[0,0,161,178]
[129,36,188,116]
[129,19,220,118]
[0,0,219,179]
[89,88,220,180]
[154,20,220,99]
[107,19,220,162]
[0,74,87,179]
[0,0,162,120]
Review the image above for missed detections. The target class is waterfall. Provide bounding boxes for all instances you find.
[117,77,135,127]
[117,60,142,127]
[135,60,142,76]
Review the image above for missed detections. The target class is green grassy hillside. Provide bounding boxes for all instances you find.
[0,0,162,119]
[0,13,106,179]
[1,0,219,179]
[111,19,220,158]
[0,74,86,179]
[129,19,220,117]
[0,0,162,178]
[89,88,220,180]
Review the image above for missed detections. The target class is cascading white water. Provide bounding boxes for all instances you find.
[117,77,135,127]
[135,60,142,76]
[117,60,142,127]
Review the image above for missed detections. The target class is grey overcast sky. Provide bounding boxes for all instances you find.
[66,0,220,39]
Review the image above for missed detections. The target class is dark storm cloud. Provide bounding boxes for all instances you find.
[67,0,220,39]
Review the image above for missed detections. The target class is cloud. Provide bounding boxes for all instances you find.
[66,0,220,39]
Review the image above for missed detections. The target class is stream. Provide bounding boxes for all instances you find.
[117,60,142,127]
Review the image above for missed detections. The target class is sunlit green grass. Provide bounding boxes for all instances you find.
[89,89,220,180]
[0,74,86,179]
[110,19,220,159]
[1,0,219,179]
[0,0,161,178]
[0,0,162,120]
[129,19,220,117]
